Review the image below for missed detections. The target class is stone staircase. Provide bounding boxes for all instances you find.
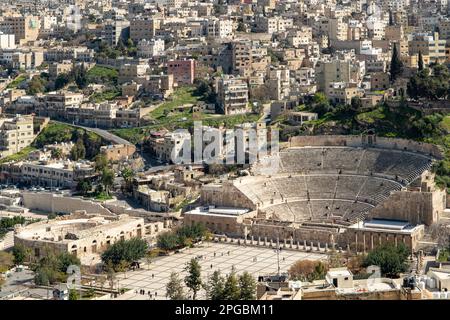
[0,231,14,250]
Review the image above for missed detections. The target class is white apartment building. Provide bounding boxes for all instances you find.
[137,39,165,58]
[0,33,16,49]
[21,160,95,188]
[207,18,233,39]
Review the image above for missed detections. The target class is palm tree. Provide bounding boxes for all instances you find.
[101,168,115,196]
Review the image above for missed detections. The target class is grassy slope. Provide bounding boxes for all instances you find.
[112,86,259,144]
[6,75,27,89]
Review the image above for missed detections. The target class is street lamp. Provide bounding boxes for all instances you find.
[274,238,282,277]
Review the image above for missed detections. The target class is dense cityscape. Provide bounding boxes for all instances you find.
[0,0,449,305]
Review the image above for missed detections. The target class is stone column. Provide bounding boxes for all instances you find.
[317,242,320,251]
[325,243,328,252]
[395,235,398,247]
[257,236,261,245]
[296,241,300,250]
[303,240,307,250]
[284,238,287,248]
[355,233,358,254]
[290,238,293,249]
[363,234,366,254]
[371,234,374,250]
[251,235,254,245]
[264,237,267,246]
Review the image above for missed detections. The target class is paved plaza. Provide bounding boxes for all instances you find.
[113,242,326,300]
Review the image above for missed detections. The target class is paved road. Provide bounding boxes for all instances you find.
[0,269,35,299]
[53,121,132,146]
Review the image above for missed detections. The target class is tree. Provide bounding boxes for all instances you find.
[69,289,79,300]
[157,231,179,251]
[76,179,92,196]
[101,168,115,195]
[94,154,108,172]
[204,270,225,300]
[70,139,86,161]
[309,92,332,116]
[0,251,14,272]
[328,250,344,268]
[389,43,403,83]
[184,258,202,300]
[418,50,424,71]
[121,167,135,192]
[54,73,70,90]
[236,21,246,32]
[73,64,88,89]
[101,238,148,271]
[222,267,240,300]
[166,272,186,300]
[12,244,30,265]
[288,259,328,281]
[33,251,80,285]
[27,75,46,95]
[350,96,363,111]
[51,148,63,160]
[57,253,81,273]
[363,243,410,278]
[239,272,256,300]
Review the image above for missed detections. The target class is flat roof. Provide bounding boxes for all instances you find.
[349,219,420,232]
[364,219,410,230]
[185,206,250,217]
[327,269,352,278]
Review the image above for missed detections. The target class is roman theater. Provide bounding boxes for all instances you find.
[185,134,448,253]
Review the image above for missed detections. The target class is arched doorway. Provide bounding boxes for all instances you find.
[91,240,97,253]
[136,225,142,238]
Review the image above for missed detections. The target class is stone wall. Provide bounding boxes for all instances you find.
[200,182,257,210]
[368,189,446,225]
[288,135,442,159]
[245,223,337,248]
[14,215,145,260]
[22,192,112,215]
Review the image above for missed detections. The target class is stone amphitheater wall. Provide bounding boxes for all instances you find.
[367,189,446,225]
[22,192,112,215]
[288,135,442,159]
[200,182,257,210]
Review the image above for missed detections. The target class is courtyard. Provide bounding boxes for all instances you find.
[112,242,327,300]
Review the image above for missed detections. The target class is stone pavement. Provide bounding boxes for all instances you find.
[113,242,326,300]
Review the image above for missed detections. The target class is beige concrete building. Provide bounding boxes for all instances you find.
[0,16,40,44]
[0,115,34,158]
[48,61,73,79]
[130,17,161,43]
[408,32,447,64]
[216,75,249,115]
[100,144,136,162]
